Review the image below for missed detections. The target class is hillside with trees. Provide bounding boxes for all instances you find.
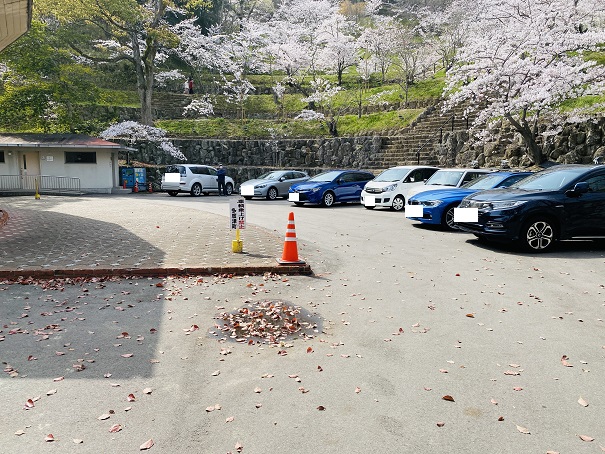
[1,0,604,165]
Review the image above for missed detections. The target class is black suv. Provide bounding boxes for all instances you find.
[457,165,605,251]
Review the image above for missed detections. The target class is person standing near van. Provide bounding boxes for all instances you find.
[217,164,227,196]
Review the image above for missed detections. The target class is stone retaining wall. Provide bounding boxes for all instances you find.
[124,136,384,188]
[122,116,605,189]
[439,117,605,168]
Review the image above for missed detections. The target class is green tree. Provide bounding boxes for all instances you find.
[0,21,101,133]
[35,0,208,125]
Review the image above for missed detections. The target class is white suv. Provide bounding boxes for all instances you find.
[161,164,235,197]
[361,166,438,211]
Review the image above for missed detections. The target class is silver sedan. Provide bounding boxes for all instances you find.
[240,170,310,200]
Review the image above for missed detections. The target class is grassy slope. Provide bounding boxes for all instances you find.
[157,109,423,139]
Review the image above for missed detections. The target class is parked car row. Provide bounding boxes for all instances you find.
[160,162,605,252]
[406,171,532,229]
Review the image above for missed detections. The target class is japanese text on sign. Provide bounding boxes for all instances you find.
[229,198,246,230]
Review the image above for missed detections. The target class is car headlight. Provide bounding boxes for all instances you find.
[383,184,397,192]
[420,200,443,207]
[481,200,528,211]
[311,187,321,193]
[255,184,267,189]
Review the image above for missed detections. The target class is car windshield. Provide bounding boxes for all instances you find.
[257,171,283,180]
[309,171,341,182]
[462,174,505,190]
[373,168,410,182]
[425,170,464,186]
[509,167,588,191]
[166,165,186,176]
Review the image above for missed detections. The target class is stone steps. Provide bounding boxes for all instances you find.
[367,100,481,169]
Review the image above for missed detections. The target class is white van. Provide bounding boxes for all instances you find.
[361,166,439,211]
[161,164,235,197]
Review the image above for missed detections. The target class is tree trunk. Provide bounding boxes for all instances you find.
[327,118,338,136]
[505,112,544,164]
[131,33,154,126]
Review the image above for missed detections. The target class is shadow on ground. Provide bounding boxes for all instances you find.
[0,207,166,270]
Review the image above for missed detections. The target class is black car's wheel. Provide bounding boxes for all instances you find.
[391,195,405,211]
[225,183,233,195]
[520,218,557,252]
[243,196,253,200]
[442,204,460,230]
[321,191,335,207]
[266,187,278,200]
[294,202,305,206]
[167,191,179,197]
[190,183,202,197]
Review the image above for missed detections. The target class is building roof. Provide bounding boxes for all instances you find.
[0,0,32,52]
[0,133,134,151]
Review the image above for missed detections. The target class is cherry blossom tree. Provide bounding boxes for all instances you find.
[183,95,215,117]
[261,0,337,98]
[356,18,398,83]
[443,0,605,164]
[390,23,436,104]
[298,78,344,135]
[316,13,359,85]
[101,121,186,161]
[417,5,467,70]
[222,71,255,119]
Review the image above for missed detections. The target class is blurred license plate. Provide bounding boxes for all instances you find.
[240,186,254,196]
[364,196,375,207]
[289,193,300,202]
[164,173,180,183]
[454,208,478,222]
[405,205,423,218]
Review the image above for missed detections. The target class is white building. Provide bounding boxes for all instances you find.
[0,134,133,194]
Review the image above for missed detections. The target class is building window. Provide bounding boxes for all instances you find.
[0,151,5,163]
[65,152,96,164]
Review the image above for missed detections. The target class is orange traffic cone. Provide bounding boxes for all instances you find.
[277,212,305,265]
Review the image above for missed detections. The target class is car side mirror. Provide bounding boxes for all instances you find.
[337,178,344,185]
[566,181,589,197]
[279,177,285,181]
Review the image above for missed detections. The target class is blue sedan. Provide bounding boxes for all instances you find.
[406,171,532,229]
[289,170,375,207]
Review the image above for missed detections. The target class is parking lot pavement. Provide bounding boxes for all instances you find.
[0,195,310,277]
[2,194,605,453]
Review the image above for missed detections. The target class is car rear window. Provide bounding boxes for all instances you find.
[166,165,186,176]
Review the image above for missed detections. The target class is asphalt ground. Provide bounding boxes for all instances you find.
[1,193,605,453]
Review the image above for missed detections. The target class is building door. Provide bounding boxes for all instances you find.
[20,151,40,189]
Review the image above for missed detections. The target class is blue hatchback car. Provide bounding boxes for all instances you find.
[406,171,532,229]
[289,169,375,207]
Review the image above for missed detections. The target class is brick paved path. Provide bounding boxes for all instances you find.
[0,196,309,277]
